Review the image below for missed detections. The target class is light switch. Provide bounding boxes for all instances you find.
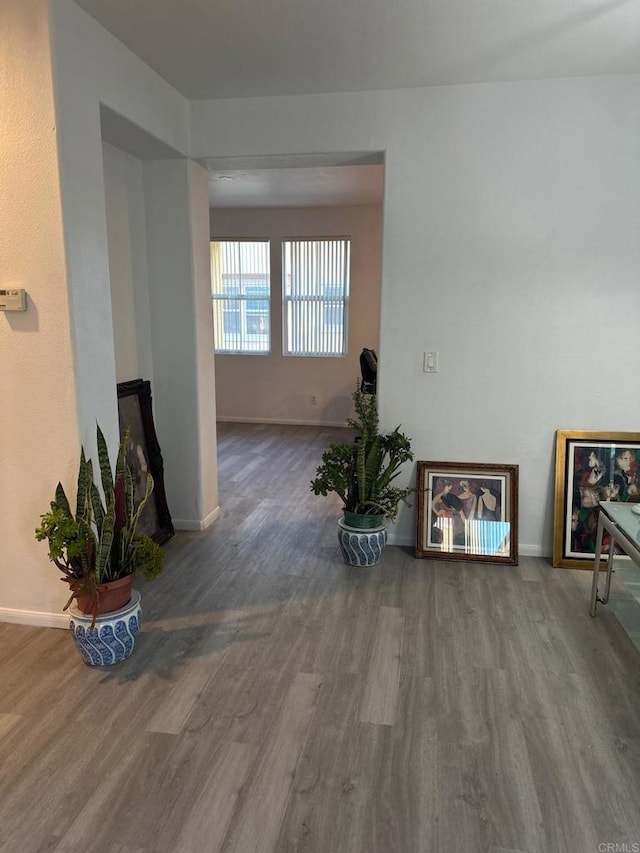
[423,351,439,373]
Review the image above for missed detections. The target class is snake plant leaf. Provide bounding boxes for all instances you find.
[78,544,89,576]
[141,470,154,507]
[113,474,127,535]
[115,426,130,484]
[77,516,97,548]
[76,517,96,576]
[96,499,115,583]
[378,460,403,491]
[84,460,96,521]
[120,471,154,567]
[377,429,414,491]
[96,423,114,501]
[76,448,89,519]
[125,466,135,528]
[130,472,154,538]
[90,482,105,535]
[54,482,71,517]
[377,456,401,492]
[364,436,382,500]
[357,433,367,504]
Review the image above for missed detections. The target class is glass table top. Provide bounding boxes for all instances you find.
[598,502,640,651]
[600,501,640,544]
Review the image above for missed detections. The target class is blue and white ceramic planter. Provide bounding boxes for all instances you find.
[337,518,388,566]
[68,590,142,666]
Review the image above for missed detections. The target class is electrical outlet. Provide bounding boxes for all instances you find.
[310,395,317,406]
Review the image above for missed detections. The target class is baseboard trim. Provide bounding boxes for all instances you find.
[519,544,548,558]
[201,506,221,529]
[385,532,546,559]
[216,416,347,428]
[0,607,69,630]
[173,506,221,532]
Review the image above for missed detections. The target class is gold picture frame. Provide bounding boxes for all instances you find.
[552,430,640,569]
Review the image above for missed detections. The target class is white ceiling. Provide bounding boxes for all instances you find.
[88,0,639,207]
[73,0,640,101]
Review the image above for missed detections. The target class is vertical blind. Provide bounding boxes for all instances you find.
[211,240,270,354]
[282,238,350,357]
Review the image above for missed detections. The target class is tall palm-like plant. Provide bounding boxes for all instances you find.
[310,391,414,518]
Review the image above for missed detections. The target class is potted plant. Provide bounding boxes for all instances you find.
[310,391,414,564]
[35,424,165,664]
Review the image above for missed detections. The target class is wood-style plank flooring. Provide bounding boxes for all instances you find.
[3,422,640,852]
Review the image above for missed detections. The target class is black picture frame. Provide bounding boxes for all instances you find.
[116,378,174,545]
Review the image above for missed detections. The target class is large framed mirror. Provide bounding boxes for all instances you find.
[116,378,174,545]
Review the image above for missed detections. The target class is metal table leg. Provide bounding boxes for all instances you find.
[589,513,605,617]
[601,541,616,606]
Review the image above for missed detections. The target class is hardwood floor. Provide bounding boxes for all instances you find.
[3,422,640,852]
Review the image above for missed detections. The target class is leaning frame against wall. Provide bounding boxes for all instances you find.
[116,379,174,545]
[416,461,519,565]
[553,430,640,569]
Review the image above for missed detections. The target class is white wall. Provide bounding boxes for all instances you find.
[190,162,220,527]
[51,0,190,459]
[102,142,154,384]
[210,205,382,425]
[191,76,640,553]
[51,0,219,533]
[144,160,219,529]
[0,0,80,625]
[0,0,219,627]
[102,147,218,530]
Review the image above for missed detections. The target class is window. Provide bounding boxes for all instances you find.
[282,238,350,357]
[211,240,270,354]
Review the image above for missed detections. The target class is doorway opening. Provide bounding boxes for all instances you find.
[207,151,385,430]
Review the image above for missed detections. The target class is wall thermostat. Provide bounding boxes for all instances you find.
[0,289,27,311]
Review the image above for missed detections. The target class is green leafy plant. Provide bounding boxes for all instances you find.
[310,391,414,518]
[35,424,165,622]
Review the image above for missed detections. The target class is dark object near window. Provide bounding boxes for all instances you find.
[360,348,378,394]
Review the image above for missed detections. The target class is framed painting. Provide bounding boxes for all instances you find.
[116,378,174,545]
[553,430,640,569]
[416,461,519,564]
